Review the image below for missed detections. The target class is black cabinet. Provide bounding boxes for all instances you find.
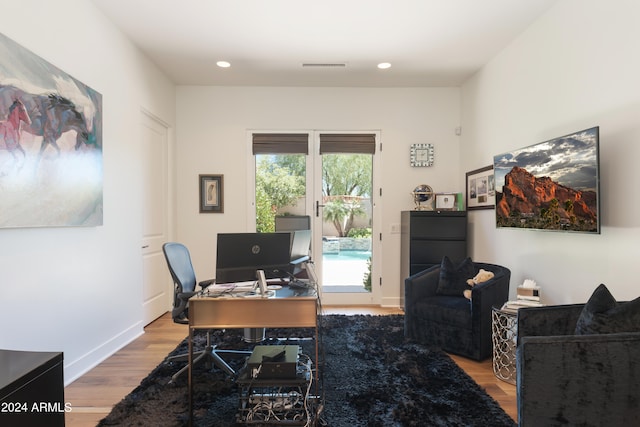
[0,350,65,427]
[401,210,467,305]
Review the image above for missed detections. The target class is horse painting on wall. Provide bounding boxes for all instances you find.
[0,32,102,228]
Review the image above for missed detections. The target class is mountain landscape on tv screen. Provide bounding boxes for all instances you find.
[496,166,598,232]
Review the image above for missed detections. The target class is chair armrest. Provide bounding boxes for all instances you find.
[517,332,640,427]
[404,265,440,307]
[198,278,215,289]
[177,290,198,302]
[470,273,510,306]
[404,265,440,340]
[172,290,198,322]
[468,271,510,356]
[516,304,584,345]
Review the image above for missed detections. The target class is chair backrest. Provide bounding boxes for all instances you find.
[163,242,199,323]
[162,242,197,294]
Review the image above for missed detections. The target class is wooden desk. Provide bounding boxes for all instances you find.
[187,285,318,424]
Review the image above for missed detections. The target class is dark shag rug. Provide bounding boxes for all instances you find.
[99,315,515,426]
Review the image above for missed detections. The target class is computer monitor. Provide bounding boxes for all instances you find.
[289,229,311,275]
[215,232,292,284]
[275,215,311,232]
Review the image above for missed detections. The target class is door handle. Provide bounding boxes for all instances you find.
[315,200,326,217]
[141,245,149,249]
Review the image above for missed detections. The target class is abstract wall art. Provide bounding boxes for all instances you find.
[0,32,103,228]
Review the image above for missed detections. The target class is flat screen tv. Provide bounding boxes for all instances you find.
[493,126,600,233]
[215,232,293,283]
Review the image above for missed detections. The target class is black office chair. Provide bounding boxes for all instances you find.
[162,242,251,382]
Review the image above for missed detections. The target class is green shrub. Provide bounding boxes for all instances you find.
[347,228,372,238]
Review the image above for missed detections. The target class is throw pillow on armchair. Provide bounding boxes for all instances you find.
[574,283,640,335]
[435,256,475,297]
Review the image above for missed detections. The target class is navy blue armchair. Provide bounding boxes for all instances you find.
[404,262,511,360]
[516,304,640,426]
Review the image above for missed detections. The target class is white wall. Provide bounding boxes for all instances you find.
[461,0,640,303]
[176,86,461,306]
[0,0,175,384]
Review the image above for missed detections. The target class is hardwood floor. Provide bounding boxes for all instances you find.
[64,308,516,426]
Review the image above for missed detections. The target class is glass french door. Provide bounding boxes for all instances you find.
[250,130,381,305]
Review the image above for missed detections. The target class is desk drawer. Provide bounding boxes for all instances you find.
[189,297,318,329]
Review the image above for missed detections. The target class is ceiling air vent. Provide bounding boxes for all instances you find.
[301,63,347,68]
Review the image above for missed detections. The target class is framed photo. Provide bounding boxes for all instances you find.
[466,165,495,210]
[199,174,224,213]
[435,193,457,211]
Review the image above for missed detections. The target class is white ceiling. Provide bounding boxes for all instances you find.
[91,0,558,87]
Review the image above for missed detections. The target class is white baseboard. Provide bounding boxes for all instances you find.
[63,321,144,386]
[380,296,402,308]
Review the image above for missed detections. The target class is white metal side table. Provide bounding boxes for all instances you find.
[491,307,518,384]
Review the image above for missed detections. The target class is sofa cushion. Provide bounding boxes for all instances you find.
[436,256,475,297]
[575,284,640,335]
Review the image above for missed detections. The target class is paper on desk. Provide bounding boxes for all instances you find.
[206,281,256,293]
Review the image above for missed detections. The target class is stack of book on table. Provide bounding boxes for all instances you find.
[501,280,543,314]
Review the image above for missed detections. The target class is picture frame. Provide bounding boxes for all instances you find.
[466,165,495,210]
[199,174,224,213]
[435,193,457,211]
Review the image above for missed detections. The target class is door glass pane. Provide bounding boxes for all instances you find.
[321,153,372,292]
[255,154,306,232]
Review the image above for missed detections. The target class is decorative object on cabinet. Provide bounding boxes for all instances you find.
[199,174,224,213]
[466,165,495,210]
[411,184,434,210]
[400,210,467,306]
[409,143,434,167]
[435,193,457,211]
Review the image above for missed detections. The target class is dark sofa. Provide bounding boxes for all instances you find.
[404,262,511,360]
[517,304,640,426]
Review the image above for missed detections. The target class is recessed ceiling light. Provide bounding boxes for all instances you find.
[216,61,231,68]
[377,62,392,69]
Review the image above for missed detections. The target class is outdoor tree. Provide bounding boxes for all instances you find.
[322,198,365,237]
[322,154,371,197]
[255,155,305,232]
[321,154,371,236]
[255,153,372,236]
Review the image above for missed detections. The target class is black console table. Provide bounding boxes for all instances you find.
[0,349,65,427]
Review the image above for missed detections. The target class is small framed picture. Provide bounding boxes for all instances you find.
[466,165,495,210]
[435,193,457,211]
[199,174,224,213]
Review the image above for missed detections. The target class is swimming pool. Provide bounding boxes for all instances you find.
[322,250,370,287]
[323,250,371,261]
